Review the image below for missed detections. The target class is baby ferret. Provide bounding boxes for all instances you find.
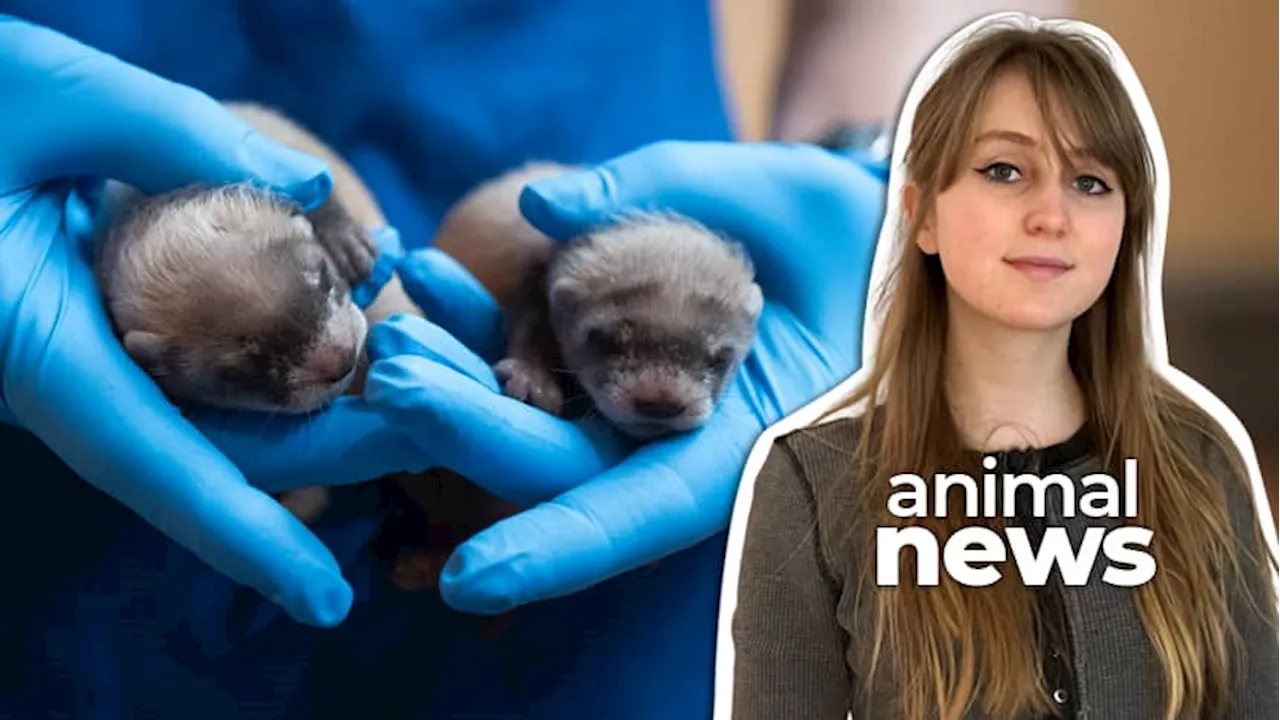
[432,162,764,440]
[94,101,424,524]
[94,104,411,415]
[95,183,367,413]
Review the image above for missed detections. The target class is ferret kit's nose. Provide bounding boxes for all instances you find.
[634,397,687,420]
[312,344,358,383]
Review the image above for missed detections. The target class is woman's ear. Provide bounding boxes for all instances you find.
[903,182,938,255]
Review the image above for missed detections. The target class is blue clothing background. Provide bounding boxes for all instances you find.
[0,2,737,718]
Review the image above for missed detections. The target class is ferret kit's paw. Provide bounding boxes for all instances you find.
[494,357,564,415]
[312,213,379,288]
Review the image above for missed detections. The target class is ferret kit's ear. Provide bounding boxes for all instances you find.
[122,331,171,374]
[549,278,584,317]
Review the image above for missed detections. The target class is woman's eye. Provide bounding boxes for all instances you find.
[1074,175,1112,195]
[978,162,1022,183]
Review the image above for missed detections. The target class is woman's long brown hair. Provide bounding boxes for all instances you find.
[823,24,1277,720]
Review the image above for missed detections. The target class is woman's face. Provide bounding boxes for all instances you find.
[910,69,1127,333]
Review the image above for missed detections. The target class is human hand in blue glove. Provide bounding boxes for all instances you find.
[0,16,445,627]
[365,140,888,613]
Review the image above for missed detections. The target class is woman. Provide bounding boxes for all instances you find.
[721,13,1278,720]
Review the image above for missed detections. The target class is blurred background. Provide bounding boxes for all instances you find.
[715,0,1278,524]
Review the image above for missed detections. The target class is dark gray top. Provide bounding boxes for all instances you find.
[728,416,1278,719]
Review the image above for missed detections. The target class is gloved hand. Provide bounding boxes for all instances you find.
[0,16,445,627]
[365,140,887,613]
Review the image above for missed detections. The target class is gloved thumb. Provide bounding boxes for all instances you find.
[515,142,711,242]
[0,17,330,209]
[515,140,876,246]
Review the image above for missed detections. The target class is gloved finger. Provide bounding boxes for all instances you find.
[366,313,501,393]
[394,247,507,362]
[350,226,406,310]
[364,354,630,505]
[186,396,427,493]
[437,404,761,614]
[517,141,885,335]
[0,17,329,207]
[517,141,856,241]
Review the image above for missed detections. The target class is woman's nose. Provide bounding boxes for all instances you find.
[1024,183,1070,238]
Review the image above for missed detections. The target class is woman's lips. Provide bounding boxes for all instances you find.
[1004,255,1073,280]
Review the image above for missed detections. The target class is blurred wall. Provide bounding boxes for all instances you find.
[714,0,1279,523]
[712,0,788,143]
[1067,2,1278,527]
[1073,1,1277,277]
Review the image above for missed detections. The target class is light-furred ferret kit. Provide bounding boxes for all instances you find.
[94,104,763,595]
[430,161,763,440]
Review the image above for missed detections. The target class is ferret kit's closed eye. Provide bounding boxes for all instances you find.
[432,162,765,441]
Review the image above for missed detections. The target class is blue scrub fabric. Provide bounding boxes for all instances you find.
[0,1,737,718]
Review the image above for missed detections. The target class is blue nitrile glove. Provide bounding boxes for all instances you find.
[0,16,439,628]
[365,140,887,613]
